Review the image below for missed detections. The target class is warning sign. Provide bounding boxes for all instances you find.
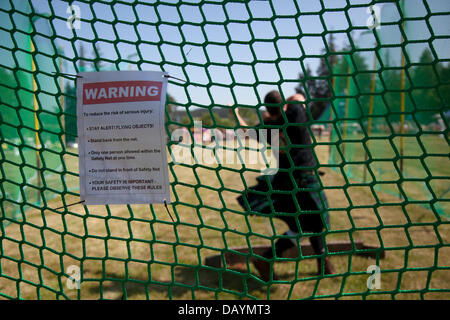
[76,71,171,205]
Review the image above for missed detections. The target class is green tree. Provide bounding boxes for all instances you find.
[64,82,77,145]
[327,48,372,121]
[411,49,442,124]
[437,62,450,111]
[237,108,259,126]
[0,68,18,124]
[200,112,213,127]
[296,33,338,120]
[0,68,20,145]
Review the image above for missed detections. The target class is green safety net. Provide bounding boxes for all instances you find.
[0,0,449,300]
[329,2,450,219]
[0,1,64,223]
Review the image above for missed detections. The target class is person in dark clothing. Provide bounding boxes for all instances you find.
[234,90,335,281]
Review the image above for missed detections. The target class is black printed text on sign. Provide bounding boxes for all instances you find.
[76,71,170,205]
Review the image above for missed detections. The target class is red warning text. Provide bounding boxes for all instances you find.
[83,81,162,105]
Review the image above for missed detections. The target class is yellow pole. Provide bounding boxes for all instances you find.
[59,55,65,146]
[31,40,41,202]
[363,54,378,183]
[328,76,335,157]
[400,1,406,198]
[400,47,405,175]
[342,65,351,156]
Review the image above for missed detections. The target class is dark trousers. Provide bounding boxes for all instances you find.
[266,171,329,259]
[237,171,330,259]
[263,205,327,259]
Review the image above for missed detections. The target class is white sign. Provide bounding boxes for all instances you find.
[76,71,170,205]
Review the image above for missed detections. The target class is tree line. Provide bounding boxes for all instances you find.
[1,41,448,147]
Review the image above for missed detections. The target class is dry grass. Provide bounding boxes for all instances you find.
[0,137,449,300]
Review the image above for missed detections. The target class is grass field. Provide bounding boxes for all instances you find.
[0,135,449,300]
[329,133,450,217]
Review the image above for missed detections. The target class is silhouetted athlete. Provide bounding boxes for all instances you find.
[234,90,335,281]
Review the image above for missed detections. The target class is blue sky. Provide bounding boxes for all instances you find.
[2,0,449,108]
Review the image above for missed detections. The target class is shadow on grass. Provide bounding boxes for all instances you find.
[87,265,269,299]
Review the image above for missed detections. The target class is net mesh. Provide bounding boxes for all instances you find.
[0,0,449,300]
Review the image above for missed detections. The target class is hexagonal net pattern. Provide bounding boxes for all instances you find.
[0,0,449,300]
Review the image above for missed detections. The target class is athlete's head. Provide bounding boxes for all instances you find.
[264,90,283,117]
